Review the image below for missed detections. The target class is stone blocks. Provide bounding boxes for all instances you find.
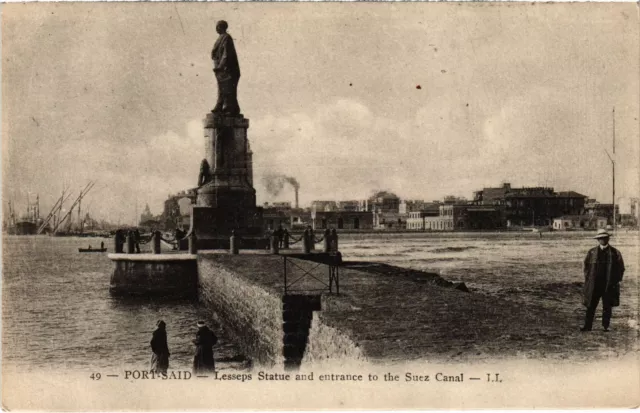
[108,254,198,298]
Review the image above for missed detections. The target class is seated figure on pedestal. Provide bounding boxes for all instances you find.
[198,159,211,187]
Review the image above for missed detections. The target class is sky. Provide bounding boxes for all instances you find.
[2,2,639,223]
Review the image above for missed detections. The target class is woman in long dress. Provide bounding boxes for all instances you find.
[192,321,217,374]
[150,320,170,374]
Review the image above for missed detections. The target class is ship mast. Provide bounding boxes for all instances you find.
[53,181,95,234]
[8,201,16,228]
[37,190,70,234]
[78,197,82,233]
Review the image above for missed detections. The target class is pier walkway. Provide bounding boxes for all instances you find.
[197,251,638,364]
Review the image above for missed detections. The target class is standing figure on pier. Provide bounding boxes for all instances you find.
[134,229,141,253]
[114,229,125,253]
[150,320,170,374]
[281,227,290,249]
[192,320,218,374]
[308,226,316,251]
[211,20,241,116]
[274,224,285,248]
[581,229,625,332]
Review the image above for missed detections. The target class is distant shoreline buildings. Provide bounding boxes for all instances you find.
[148,183,639,233]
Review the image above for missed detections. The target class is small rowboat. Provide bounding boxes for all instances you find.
[78,248,107,253]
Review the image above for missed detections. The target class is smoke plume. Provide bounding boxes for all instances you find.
[261,174,300,197]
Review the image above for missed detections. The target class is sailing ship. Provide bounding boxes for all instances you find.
[5,196,41,235]
[4,182,98,236]
[47,181,96,236]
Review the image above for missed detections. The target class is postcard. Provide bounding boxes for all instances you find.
[2,1,639,410]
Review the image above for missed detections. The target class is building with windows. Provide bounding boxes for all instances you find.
[368,191,401,213]
[409,204,504,231]
[584,201,619,224]
[310,200,338,213]
[160,189,197,230]
[263,207,291,231]
[422,204,464,231]
[406,203,440,230]
[474,183,586,227]
[337,200,363,211]
[373,211,406,230]
[290,209,312,229]
[443,196,468,205]
[553,215,607,231]
[311,210,373,230]
[400,200,428,214]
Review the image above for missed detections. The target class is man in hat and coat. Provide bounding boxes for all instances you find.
[193,321,218,374]
[581,229,625,332]
[150,320,170,374]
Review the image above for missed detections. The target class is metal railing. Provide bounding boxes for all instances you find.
[282,256,339,296]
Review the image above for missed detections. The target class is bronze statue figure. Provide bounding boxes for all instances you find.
[211,20,241,116]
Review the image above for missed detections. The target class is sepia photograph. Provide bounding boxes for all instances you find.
[2,2,639,410]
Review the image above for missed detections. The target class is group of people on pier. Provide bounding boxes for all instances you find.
[150,320,218,375]
[114,228,142,253]
[265,225,339,253]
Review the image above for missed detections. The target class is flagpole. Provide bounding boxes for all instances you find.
[604,107,616,232]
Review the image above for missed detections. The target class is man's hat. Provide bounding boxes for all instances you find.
[593,229,611,239]
[197,321,206,327]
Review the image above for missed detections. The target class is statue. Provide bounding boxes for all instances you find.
[198,159,211,186]
[211,20,241,116]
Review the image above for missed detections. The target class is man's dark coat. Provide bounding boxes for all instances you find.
[583,245,625,307]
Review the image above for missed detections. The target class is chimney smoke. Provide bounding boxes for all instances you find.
[261,174,300,207]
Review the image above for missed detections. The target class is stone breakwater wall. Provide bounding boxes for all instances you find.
[197,256,284,366]
[302,308,366,366]
[197,254,367,367]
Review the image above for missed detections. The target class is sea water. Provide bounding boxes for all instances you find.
[2,231,638,371]
[2,236,244,373]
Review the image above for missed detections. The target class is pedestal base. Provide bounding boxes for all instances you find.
[190,206,266,250]
[188,112,264,249]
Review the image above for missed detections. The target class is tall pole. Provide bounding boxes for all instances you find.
[612,107,616,231]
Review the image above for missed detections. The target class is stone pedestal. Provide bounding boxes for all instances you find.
[190,113,265,249]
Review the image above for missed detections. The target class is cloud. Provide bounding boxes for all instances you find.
[19,119,205,222]
[3,4,638,221]
[251,98,418,204]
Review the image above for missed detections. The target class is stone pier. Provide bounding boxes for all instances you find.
[196,252,358,368]
[107,248,630,367]
[108,253,198,298]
